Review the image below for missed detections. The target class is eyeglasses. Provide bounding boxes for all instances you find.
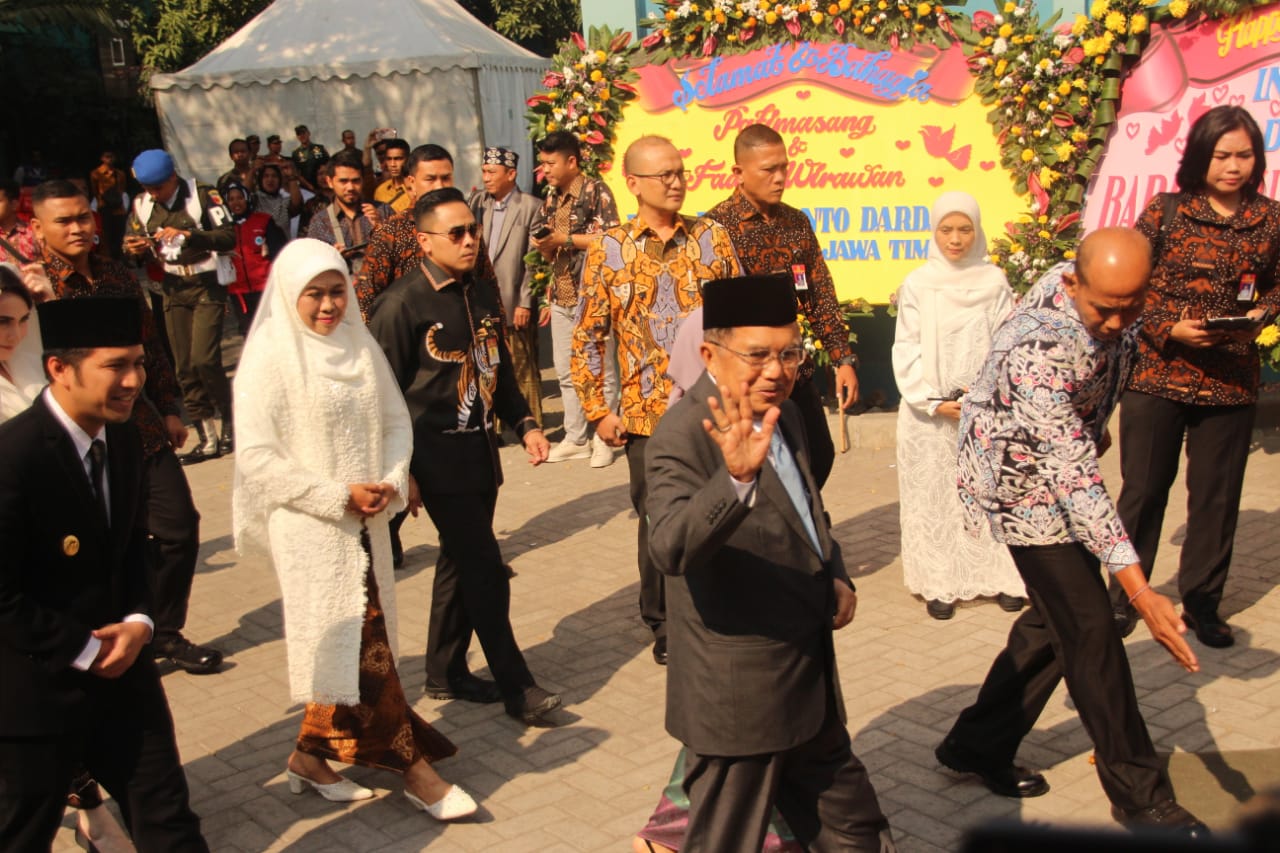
[422,222,480,243]
[630,169,694,187]
[708,341,807,370]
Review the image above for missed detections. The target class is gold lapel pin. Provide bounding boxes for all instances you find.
[62,535,80,557]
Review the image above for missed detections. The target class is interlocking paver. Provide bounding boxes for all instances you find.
[48,385,1280,850]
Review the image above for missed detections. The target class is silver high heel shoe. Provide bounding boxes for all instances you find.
[285,768,374,802]
[404,785,477,821]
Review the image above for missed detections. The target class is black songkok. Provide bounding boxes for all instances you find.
[39,298,142,350]
[483,147,519,169]
[703,274,797,329]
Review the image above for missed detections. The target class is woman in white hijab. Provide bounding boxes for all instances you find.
[892,192,1025,620]
[0,265,43,422]
[233,239,475,820]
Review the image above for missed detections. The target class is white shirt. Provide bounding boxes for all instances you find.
[44,389,154,670]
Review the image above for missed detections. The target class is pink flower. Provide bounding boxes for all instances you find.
[526,94,552,106]
[642,30,665,48]
[571,31,587,51]
[585,130,605,145]
[1027,170,1049,214]
[741,25,756,41]
[1063,46,1084,65]
[936,11,956,37]
[889,32,899,49]
[973,10,995,29]
[542,71,563,87]
[702,34,717,55]
[592,113,608,127]
[833,16,845,34]
[785,18,801,36]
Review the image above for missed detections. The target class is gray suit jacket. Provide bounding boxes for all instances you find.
[468,187,541,324]
[646,371,851,757]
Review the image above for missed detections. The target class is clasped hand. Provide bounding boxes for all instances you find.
[347,482,395,517]
[703,381,778,484]
[90,621,151,678]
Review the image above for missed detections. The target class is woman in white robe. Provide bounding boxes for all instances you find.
[232,239,474,820]
[0,265,44,422]
[892,193,1025,620]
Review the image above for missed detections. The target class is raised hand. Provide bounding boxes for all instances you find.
[703,381,778,483]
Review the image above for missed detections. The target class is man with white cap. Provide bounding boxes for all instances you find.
[123,149,235,465]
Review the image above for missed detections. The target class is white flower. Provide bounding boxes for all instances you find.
[1054,32,1072,48]
[992,37,1008,55]
[994,13,1004,23]
[1013,4,1026,15]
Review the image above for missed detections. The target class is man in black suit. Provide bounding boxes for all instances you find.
[646,274,895,851]
[368,188,560,725]
[0,298,207,851]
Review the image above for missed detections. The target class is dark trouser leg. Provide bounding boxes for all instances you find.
[0,739,76,851]
[389,508,407,564]
[421,489,535,699]
[163,279,212,420]
[103,212,127,260]
[774,705,895,852]
[150,292,175,368]
[949,543,1171,812]
[508,322,543,426]
[424,531,471,683]
[1112,391,1187,610]
[626,435,664,641]
[1179,403,1255,615]
[190,279,233,420]
[143,449,202,639]
[789,379,834,489]
[682,750,778,853]
[88,659,208,853]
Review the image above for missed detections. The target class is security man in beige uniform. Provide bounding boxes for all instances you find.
[123,149,235,464]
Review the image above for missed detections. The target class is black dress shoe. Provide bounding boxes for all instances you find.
[935,742,1049,798]
[1112,799,1210,838]
[652,636,668,666]
[178,445,220,466]
[1183,610,1233,648]
[153,637,223,674]
[996,594,1026,613]
[926,599,955,620]
[424,674,502,704]
[1113,604,1138,639]
[218,423,234,455]
[505,686,562,725]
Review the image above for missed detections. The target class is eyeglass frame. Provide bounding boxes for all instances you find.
[629,169,694,187]
[420,221,480,243]
[707,340,807,370]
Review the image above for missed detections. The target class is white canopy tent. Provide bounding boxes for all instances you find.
[149,0,548,192]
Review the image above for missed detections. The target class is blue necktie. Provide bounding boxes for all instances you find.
[768,430,820,553]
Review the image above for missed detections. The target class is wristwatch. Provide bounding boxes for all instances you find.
[837,354,859,369]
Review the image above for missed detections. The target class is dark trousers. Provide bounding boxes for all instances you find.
[1113,391,1256,616]
[0,659,207,852]
[626,434,664,641]
[230,291,263,337]
[790,379,834,489]
[143,449,201,639]
[943,542,1172,812]
[162,274,232,421]
[683,703,895,853]
[421,488,535,700]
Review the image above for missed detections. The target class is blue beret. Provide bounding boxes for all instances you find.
[132,149,175,185]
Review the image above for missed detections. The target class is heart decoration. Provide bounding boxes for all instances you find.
[1175,138,1186,153]
[1212,84,1229,103]
[979,160,995,171]
[1229,94,1245,106]
[678,148,693,158]
[1272,100,1280,117]
[928,176,944,187]
[895,140,911,150]
[839,147,856,158]
[796,89,811,100]
[1124,122,1140,140]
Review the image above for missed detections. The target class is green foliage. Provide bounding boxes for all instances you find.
[112,0,271,77]
[491,0,581,54]
[0,0,113,31]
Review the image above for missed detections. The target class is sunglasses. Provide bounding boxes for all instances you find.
[422,222,480,243]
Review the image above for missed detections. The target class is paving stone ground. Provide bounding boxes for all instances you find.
[53,371,1280,852]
